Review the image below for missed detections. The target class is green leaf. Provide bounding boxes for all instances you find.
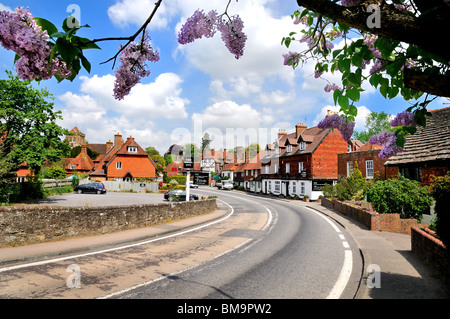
[347,88,360,102]
[79,54,91,74]
[387,58,406,77]
[34,18,58,37]
[338,58,351,73]
[388,86,399,99]
[369,73,382,88]
[338,95,349,111]
[347,72,361,88]
[351,54,363,68]
[348,105,358,117]
[333,88,342,105]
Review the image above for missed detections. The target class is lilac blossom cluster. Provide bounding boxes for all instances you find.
[390,111,415,127]
[217,15,247,59]
[178,10,247,60]
[369,131,403,159]
[113,32,159,100]
[0,7,71,81]
[324,83,341,92]
[341,0,361,6]
[177,10,218,45]
[282,51,300,66]
[317,114,355,142]
[369,111,416,158]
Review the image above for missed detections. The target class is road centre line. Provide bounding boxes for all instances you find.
[0,199,235,274]
[100,196,274,299]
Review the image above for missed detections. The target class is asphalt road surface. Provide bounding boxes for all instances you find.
[0,187,362,301]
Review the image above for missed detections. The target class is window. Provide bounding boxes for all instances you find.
[298,162,304,172]
[292,182,297,193]
[300,182,305,194]
[116,162,122,169]
[274,164,279,173]
[286,163,290,174]
[264,165,269,174]
[274,181,281,192]
[366,160,374,179]
[267,150,271,156]
[299,142,306,150]
[287,145,292,153]
[348,144,352,153]
[128,146,138,153]
[69,164,77,170]
[347,161,354,177]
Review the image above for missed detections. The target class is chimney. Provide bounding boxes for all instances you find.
[211,149,215,156]
[80,144,88,156]
[114,133,122,151]
[296,123,307,137]
[106,140,113,153]
[245,150,249,163]
[278,129,287,140]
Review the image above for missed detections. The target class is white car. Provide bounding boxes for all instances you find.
[189,181,199,188]
[220,180,233,190]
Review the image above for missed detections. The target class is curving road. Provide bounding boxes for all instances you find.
[0,188,362,299]
[107,188,363,299]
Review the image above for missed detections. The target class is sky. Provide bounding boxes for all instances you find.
[1,0,448,155]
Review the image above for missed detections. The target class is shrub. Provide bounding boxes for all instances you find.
[430,175,450,248]
[334,162,368,201]
[366,174,433,221]
[322,184,337,198]
[163,176,187,185]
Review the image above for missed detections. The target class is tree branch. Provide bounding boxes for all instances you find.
[296,0,450,62]
[94,0,163,68]
[403,69,450,98]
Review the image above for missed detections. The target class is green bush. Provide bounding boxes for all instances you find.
[366,174,433,221]
[322,184,337,198]
[334,162,367,201]
[164,176,187,185]
[430,175,450,248]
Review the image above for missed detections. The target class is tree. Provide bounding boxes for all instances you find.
[182,143,202,162]
[245,143,261,159]
[282,0,450,157]
[150,154,166,177]
[353,111,392,143]
[0,71,70,177]
[201,133,212,153]
[145,146,160,157]
[70,145,100,160]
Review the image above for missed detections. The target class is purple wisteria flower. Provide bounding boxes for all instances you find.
[317,114,355,142]
[0,7,71,80]
[217,15,247,59]
[369,131,404,158]
[113,31,159,100]
[390,111,416,127]
[177,10,218,45]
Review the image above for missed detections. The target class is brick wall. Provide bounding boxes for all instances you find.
[312,129,348,179]
[338,149,388,179]
[0,199,217,247]
[321,197,421,234]
[411,227,450,282]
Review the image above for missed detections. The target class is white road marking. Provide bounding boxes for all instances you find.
[0,199,235,273]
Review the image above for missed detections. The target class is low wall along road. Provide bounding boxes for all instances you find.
[0,199,217,247]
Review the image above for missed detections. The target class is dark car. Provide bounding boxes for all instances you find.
[74,182,107,194]
[164,189,198,201]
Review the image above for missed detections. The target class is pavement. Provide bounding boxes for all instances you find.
[1,198,449,299]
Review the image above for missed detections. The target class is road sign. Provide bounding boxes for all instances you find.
[183,157,194,169]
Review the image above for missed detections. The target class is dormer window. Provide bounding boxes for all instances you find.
[128,146,138,153]
[287,145,292,153]
[299,142,306,150]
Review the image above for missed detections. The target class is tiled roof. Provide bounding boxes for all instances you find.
[385,107,450,165]
[67,147,94,171]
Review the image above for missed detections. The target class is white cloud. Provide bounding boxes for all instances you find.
[0,3,12,12]
[56,73,189,153]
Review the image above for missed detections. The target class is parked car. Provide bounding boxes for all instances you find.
[220,180,234,190]
[74,182,106,194]
[189,181,199,188]
[164,189,199,201]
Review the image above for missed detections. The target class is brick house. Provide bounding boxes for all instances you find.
[261,122,350,200]
[384,107,450,186]
[338,142,389,180]
[65,144,94,177]
[163,161,183,177]
[90,133,157,182]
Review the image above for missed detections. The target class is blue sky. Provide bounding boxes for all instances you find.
[1,0,447,155]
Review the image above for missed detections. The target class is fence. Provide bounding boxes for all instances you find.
[80,180,159,193]
[42,179,72,189]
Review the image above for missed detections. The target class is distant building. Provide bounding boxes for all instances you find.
[65,127,86,148]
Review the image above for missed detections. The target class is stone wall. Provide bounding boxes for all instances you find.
[0,199,217,247]
[321,197,422,234]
